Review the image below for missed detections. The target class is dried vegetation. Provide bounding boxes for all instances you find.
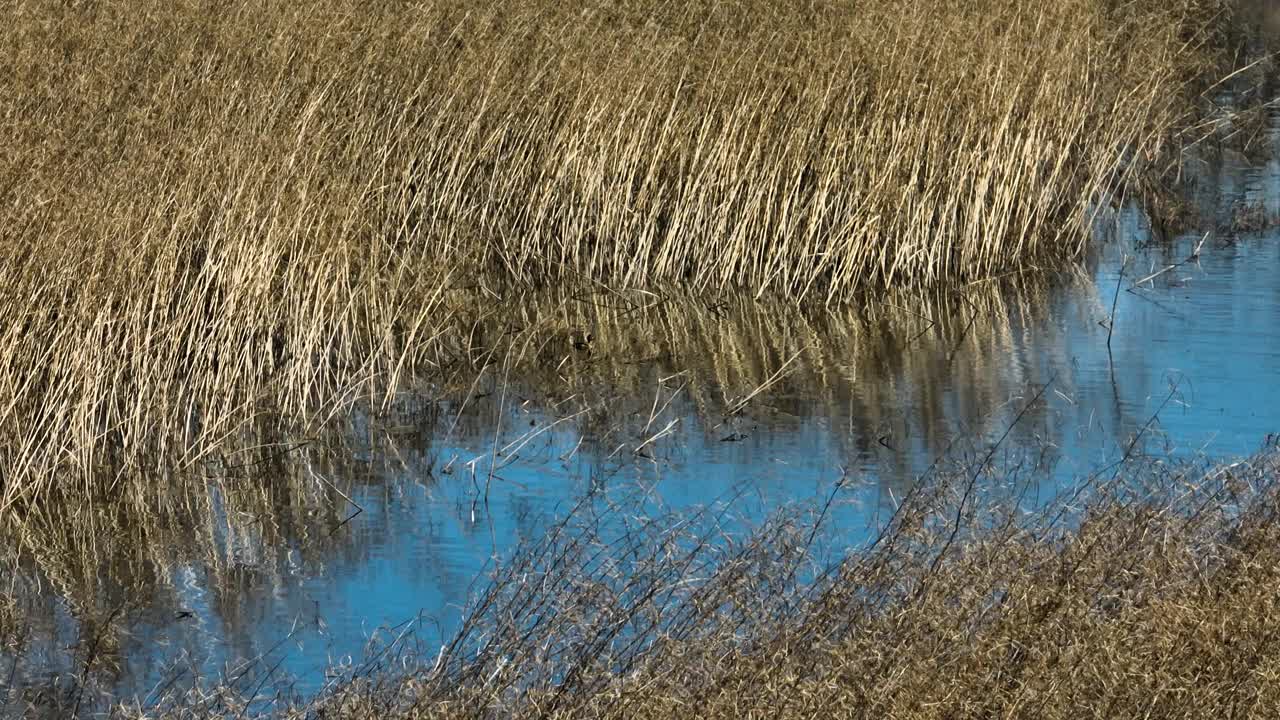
[90,449,1280,719]
[0,0,1247,509]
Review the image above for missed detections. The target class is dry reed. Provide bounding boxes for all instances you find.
[66,448,1279,719]
[0,0,1250,508]
[0,278,1067,643]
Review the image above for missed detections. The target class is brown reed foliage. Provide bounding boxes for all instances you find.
[0,276,1083,717]
[0,269,1080,524]
[0,0,1245,510]
[78,448,1278,719]
[0,277,1056,642]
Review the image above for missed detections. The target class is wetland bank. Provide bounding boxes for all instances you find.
[3,0,1280,717]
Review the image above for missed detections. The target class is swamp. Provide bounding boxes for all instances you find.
[2,0,1280,717]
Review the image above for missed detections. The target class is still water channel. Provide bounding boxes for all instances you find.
[3,115,1280,713]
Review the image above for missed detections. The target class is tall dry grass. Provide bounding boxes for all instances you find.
[0,269,1087,523]
[60,448,1274,719]
[0,273,1156,714]
[0,277,1072,647]
[0,0,1245,509]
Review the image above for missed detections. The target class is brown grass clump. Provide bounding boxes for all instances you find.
[0,0,1245,509]
[94,449,1280,719]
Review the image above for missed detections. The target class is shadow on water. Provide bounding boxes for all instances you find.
[4,100,1280,720]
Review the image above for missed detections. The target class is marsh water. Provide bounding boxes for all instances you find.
[4,117,1280,713]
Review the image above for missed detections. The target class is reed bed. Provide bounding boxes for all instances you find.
[0,271,1084,531]
[0,0,1248,508]
[47,447,1270,719]
[0,274,1153,715]
[0,278,1064,650]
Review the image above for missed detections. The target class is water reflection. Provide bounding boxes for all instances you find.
[4,124,1280,717]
